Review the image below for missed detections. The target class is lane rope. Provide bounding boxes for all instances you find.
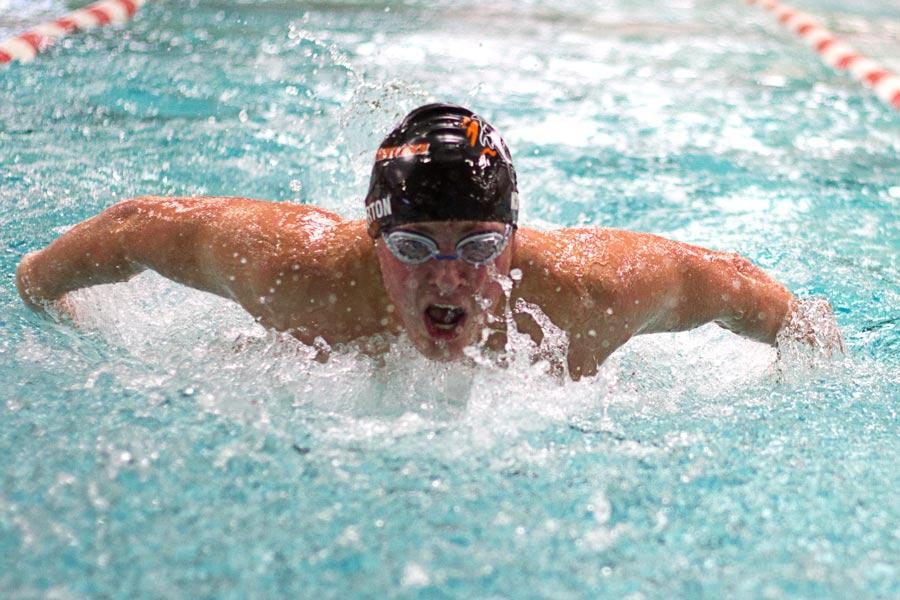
[746,0,900,110]
[3,0,895,111]
[0,0,148,65]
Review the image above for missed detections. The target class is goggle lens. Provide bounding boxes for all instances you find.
[457,232,507,264]
[387,235,435,263]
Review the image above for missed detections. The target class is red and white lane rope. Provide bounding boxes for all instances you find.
[747,0,900,110]
[0,0,148,65]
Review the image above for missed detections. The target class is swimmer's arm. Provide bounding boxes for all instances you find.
[16,200,148,311]
[15,196,335,312]
[638,240,794,345]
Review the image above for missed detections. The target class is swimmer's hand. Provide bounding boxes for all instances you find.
[16,253,80,321]
[776,298,845,364]
[15,251,49,313]
[15,201,147,314]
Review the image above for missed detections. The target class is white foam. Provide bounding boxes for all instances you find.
[53,268,786,457]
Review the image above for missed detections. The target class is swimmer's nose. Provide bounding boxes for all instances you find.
[428,259,467,294]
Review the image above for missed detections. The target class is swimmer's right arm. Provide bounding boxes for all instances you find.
[16,199,149,312]
[14,196,342,313]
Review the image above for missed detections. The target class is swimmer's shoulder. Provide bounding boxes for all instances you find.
[129,194,375,280]
[512,226,639,271]
[514,226,680,267]
[123,195,352,224]
[511,225,677,311]
[159,196,371,248]
[511,227,620,323]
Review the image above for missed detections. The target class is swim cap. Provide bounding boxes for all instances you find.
[364,103,518,238]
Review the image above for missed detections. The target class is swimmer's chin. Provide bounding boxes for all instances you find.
[412,336,476,362]
[417,343,463,362]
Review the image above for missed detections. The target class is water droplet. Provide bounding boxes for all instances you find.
[402,563,430,588]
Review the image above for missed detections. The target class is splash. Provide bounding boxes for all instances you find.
[39,265,835,449]
[776,297,845,376]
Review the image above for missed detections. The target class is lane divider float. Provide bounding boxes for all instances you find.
[0,0,148,65]
[747,0,900,110]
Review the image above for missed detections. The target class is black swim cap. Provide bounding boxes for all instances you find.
[364,103,518,238]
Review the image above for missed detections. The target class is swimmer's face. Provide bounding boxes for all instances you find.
[375,220,513,361]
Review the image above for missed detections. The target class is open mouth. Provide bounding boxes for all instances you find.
[423,303,467,340]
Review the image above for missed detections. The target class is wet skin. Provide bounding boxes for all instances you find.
[16,196,800,380]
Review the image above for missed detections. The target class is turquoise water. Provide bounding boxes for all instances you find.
[2,1,899,598]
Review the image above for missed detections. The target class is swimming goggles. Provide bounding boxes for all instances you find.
[383,225,512,266]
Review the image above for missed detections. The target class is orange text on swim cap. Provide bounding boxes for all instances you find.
[376,143,430,161]
[461,116,499,157]
[463,117,479,147]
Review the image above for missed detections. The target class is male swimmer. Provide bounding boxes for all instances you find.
[16,103,835,379]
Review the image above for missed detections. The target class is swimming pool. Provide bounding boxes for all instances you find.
[2,0,898,597]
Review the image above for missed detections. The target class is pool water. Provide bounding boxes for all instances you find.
[1,0,898,597]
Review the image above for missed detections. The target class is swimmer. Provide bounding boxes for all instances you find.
[15,103,840,379]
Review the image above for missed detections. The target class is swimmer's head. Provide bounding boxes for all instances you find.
[366,104,518,360]
[364,103,518,238]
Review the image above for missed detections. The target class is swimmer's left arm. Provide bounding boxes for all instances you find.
[638,239,795,345]
[518,229,838,380]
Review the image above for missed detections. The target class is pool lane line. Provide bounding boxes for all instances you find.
[746,0,900,110]
[0,0,148,65]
